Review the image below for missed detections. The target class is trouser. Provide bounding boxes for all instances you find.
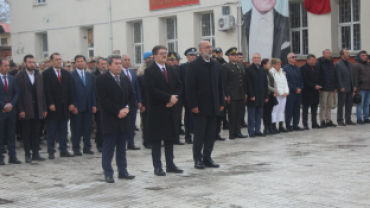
[141,111,150,146]
[46,119,68,154]
[302,104,318,126]
[0,112,16,160]
[94,111,103,148]
[285,93,301,128]
[229,100,244,135]
[183,101,193,140]
[127,105,138,147]
[21,118,41,156]
[338,91,353,122]
[192,115,217,162]
[177,98,183,129]
[222,102,229,126]
[272,95,287,123]
[241,103,246,124]
[263,98,274,127]
[356,90,370,120]
[151,140,174,169]
[102,132,128,177]
[247,106,263,134]
[319,91,333,122]
[70,111,92,152]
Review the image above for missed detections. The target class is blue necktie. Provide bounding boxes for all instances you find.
[81,71,85,86]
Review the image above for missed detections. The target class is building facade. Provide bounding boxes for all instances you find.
[8,0,370,66]
[0,22,11,58]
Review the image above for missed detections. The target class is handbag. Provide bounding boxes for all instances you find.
[269,93,279,106]
[353,94,362,104]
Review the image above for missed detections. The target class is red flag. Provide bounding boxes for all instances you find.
[304,0,331,15]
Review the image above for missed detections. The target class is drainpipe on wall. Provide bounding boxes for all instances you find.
[108,0,113,53]
[237,2,243,55]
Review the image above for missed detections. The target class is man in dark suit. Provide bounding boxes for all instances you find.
[0,58,21,165]
[179,48,197,144]
[96,54,135,183]
[222,47,248,139]
[121,54,142,150]
[336,49,357,126]
[144,45,184,176]
[15,55,47,163]
[244,0,290,65]
[301,54,322,130]
[70,55,96,156]
[186,41,225,169]
[43,53,75,159]
[236,52,248,128]
[283,53,304,132]
[138,74,151,149]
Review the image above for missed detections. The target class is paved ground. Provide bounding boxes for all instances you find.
[0,113,369,207]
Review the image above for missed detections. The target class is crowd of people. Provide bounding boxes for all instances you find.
[1,40,370,183]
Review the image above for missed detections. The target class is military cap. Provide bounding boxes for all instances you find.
[87,57,96,63]
[38,60,45,65]
[174,52,182,60]
[70,58,75,63]
[215,48,223,53]
[212,50,217,58]
[167,52,176,60]
[112,49,121,55]
[44,57,50,63]
[63,61,71,67]
[225,47,237,56]
[6,56,13,62]
[184,48,197,56]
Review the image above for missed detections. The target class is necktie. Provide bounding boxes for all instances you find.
[3,75,8,103]
[162,68,169,83]
[115,75,121,88]
[312,66,314,72]
[57,69,62,85]
[126,69,131,83]
[293,66,298,76]
[81,71,86,86]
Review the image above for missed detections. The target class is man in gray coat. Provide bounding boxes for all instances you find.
[336,49,357,126]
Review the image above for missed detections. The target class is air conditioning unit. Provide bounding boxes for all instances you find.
[217,15,235,31]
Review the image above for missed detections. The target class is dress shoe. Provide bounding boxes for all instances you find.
[1,145,7,153]
[134,126,140,131]
[204,158,220,168]
[263,128,271,135]
[268,126,276,134]
[83,149,94,155]
[49,153,55,159]
[166,166,184,173]
[229,134,236,140]
[293,126,304,131]
[320,120,327,128]
[60,151,75,157]
[25,155,32,163]
[118,172,135,179]
[127,145,141,150]
[154,168,166,176]
[338,121,346,126]
[364,119,370,124]
[173,141,185,145]
[255,132,266,137]
[216,135,226,141]
[0,159,5,165]
[287,127,293,132]
[272,123,280,133]
[312,123,321,128]
[326,120,337,127]
[8,157,22,164]
[346,120,356,125]
[249,133,255,138]
[241,122,248,128]
[194,160,205,169]
[144,144,152,149]
[279,122,288,133]
[74,151,83,156]
[236,133,248,138]
[303,125,310,130]
[185,139,193,144]
[179,128,185,135]
[97,146,103,152]
[32,154,46,161]
[357,120,365,125]
[105,176,115,183]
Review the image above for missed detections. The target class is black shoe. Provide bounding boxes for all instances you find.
[216,135,226,141]
[249,133,255,138]
[154,168,166,176]
[279,122,288,133]
[326,120,337,127]
[287,127,293,132]
[320,121,327,128]
[127,145,141,150]
[25,155,32,163]
[185,139,193,144]
[166,166,184,173]
[364,119,370,124]
[144,144,152,149]
[357,120,365,125]
[83,149,94,155]
[303,125,310,130]
[229,134,236,140]
[346,120,356,125]
[268,126,277,134]
[255,132,266,137]
[272,123,280,133]
[97,146,103,152]
[134,126,140,131]
[179,128,185,135]
[118,172,135,179]
[1,145,7,154]
[32,154,46,161]
[8,157,22,164]
[194,160,205,169]
[105,176,115,183]
[293,126,304,131]
[241,122,248,128]
[174,141,185,145]
[60,151,75,157]
[49,153,55,159]
[236,133,248,138]
[264,128,271,135]
[312,123,321,128]
[74,151,83,156]
[0,159,4,165]
[203,158,220,168]
[222,125,229,130]
[338,121,346,126]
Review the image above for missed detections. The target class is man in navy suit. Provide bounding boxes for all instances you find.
[121,54,142,150]
[70,55,96,156]
[0,58,21,165]
[283,53,304,132]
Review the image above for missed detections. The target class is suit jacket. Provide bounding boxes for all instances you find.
[186,56,225,116]
[222,62,248,101]
[301,63,320,105]
[179,62,189,102]
[43,67,75,120]
[70,70,96,113]
[144,62,182,141]
[283,64,304,95]
[245,64,269,107]
[0,74,19,115]
[121,68,141,106]
[15,69,47,120]
[244,9,290,65]
[336,59,356,93]
[138,75,147,108]
[96,72,135,134]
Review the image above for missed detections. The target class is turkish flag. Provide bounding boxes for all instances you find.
[304,0,331,15]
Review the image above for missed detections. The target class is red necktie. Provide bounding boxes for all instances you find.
[162,68,169,83]
[57,69,62,85]
[312,66,314,72]
[3,75,8,103]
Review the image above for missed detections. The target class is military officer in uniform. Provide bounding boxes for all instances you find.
[222,48,248,139]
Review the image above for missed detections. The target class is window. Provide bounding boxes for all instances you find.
[289,3,308,55]
[339,0,360,51]
[42,34,48,58]
[166,18,178,52]
[201,13,215,47]
[133,22,143,65]
[87,29,94,57]
[35,0,46,5]
[1,38,7,46]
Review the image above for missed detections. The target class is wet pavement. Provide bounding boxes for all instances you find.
[0,113,370,207]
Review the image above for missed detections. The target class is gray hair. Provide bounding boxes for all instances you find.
[322,49,331,54]
[253,53,261,58]
[287,52,295,58]
[121,54,130,59]
[198,41,210,49]
[96,57,107,64]
[107,54,121,65]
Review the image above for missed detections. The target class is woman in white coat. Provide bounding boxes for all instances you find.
[269,58,289,133]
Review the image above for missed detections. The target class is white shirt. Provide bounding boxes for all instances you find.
[26,69,35,85]
[203,58,210,63]
[156,62,166,72]
[76,69,85,80]
[53,68,61,78]
[248,6,274,62]
[122,68,132,82]
[0,73,8,87]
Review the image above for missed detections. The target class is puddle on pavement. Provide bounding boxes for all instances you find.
[145,186,170,191]
[217,151,250,158]
[0,198,13,204]
[289,151,311,157]
[335,144,368,149]
[208,163,270,176]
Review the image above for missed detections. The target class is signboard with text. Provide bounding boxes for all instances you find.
[150,0,200,11]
